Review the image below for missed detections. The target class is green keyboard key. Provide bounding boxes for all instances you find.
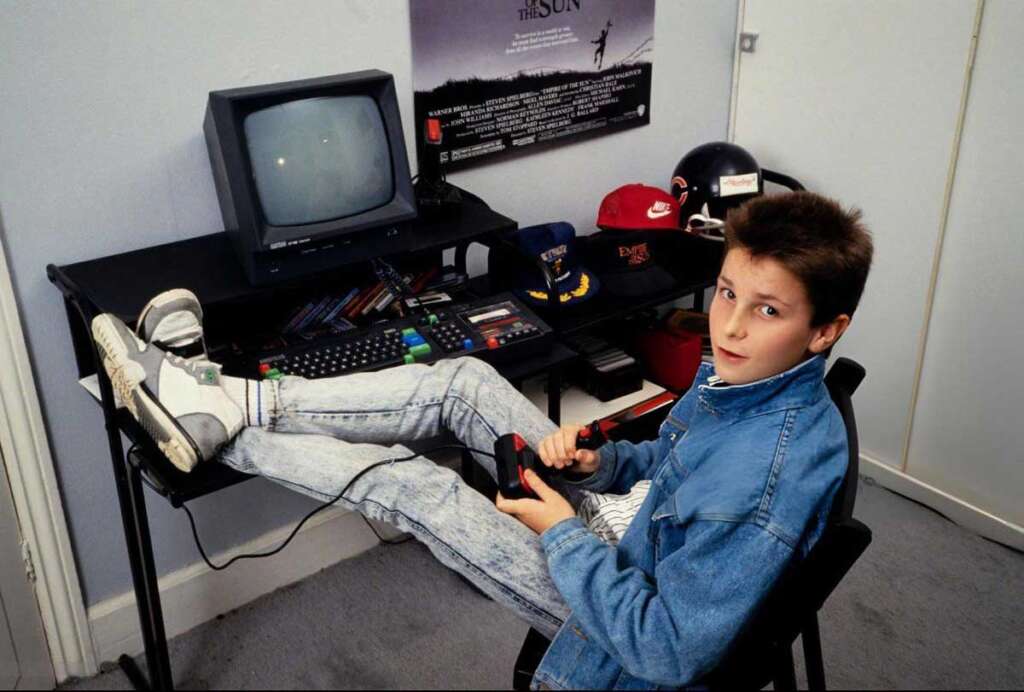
[409,343,432,358]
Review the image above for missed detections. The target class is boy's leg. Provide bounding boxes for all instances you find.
[252,357,558,483]
[219,426,570,639]
[94,303,557,481]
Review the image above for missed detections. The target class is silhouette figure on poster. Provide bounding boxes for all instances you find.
[592,20,612,70]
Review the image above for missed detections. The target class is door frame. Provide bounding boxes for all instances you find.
[1,442,54,689]
[0,234,96,681]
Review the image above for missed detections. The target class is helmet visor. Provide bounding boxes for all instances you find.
[685,213,726,241]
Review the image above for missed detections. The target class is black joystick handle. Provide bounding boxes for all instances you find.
[575,420,608,451]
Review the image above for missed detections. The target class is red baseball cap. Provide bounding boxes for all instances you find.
[596,184,680,231]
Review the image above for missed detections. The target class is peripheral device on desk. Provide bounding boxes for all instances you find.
[204,70,419,285]
[566,333,644,402]
[251,293,552,379]
[414,117,463,216]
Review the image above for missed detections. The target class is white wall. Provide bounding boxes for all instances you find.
[0,1,738,606]
[906,0,1024,530]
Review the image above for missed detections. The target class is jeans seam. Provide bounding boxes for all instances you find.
[441,359,502,445]
[251,467,566,631]
[446,393,500,442]
[281,399,444,418]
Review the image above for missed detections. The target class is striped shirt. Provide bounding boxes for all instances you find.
[577,480,653,546]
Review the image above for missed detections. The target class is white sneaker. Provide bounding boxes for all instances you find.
[92,313,243,472]
[135,289,207,362]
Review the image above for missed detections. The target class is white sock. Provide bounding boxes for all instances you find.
[221,375,277,428]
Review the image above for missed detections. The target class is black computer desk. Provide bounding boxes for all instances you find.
[47,195,575,691]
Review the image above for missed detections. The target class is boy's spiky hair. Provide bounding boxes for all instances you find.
[724,191,874,327]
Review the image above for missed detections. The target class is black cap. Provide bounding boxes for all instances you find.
[584,229,676,298]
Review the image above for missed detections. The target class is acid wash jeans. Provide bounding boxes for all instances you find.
[218,356,573,638]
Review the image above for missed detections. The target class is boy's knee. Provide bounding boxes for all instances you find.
[452,355,500,384]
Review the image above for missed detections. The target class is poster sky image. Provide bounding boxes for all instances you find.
[411,0,655,90]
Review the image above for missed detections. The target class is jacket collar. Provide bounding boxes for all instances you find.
[695,355,827,417]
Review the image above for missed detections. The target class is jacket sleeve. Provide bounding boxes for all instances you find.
[564,437,667,494]
[540,517,795,686]
[565,384,700,494]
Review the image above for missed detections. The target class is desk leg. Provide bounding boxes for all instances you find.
[79,294,174,690]
[127,462,174,689]
[547,367,561,425]
[109,443,174,690]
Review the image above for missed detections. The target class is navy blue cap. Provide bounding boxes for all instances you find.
[513,222,600,306]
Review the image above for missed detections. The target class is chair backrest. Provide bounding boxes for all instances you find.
[700,357,872,688]
[824,357,865,524]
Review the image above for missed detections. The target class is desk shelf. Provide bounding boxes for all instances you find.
[472,229,720,341]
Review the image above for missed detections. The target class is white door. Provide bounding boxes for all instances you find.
[900,0,1024,539]
[731,0,978,471]
[0,446,54,690]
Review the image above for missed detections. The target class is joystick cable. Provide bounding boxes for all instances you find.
[131,442,495,572]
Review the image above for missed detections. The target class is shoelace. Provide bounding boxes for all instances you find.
[167,353,216,371]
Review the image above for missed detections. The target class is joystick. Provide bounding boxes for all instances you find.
[414,117,462,216]
[575,420,608,451]
[494,422,608,499]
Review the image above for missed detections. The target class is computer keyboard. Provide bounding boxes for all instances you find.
[253,293,552,380]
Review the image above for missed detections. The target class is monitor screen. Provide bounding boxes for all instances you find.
[244,95,394,227]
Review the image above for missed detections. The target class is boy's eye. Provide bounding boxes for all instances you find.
[760,305,779,317]
[719,287,735,300]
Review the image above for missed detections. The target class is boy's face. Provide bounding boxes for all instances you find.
[709,248,849,385]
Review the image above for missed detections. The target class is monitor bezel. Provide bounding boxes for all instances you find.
[206,70,417,253]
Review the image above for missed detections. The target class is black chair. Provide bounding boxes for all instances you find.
[513,357,871,691]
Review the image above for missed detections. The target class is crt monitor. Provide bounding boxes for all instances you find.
[204,70,417,285]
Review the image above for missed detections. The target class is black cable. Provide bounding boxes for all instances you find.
[177,443,495,571]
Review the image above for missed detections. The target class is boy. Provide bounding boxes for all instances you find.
[90,190,872,689]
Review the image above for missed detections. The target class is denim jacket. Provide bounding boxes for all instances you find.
[532,355,847,690]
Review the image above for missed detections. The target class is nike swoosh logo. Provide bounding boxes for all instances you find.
[647,207,673,219]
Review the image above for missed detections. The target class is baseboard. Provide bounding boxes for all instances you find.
[860,454,1024,551]
[86,507,384,667]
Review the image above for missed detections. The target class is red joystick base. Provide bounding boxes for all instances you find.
[495,433,547,499]
[494,423,607,499]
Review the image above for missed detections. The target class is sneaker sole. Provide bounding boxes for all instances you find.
[93,315,200,473]
[135,288,203,339]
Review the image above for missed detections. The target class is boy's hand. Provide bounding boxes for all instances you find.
[538,424,601,474]
[496,469,575,535]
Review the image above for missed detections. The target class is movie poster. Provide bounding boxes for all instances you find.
[410,0,654,170]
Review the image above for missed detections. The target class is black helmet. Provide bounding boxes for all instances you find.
[670,142,762,240]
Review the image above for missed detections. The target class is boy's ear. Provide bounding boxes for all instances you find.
[808,314,851,354]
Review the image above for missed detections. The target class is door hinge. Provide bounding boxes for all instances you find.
[21,539,37,583]
[740,32,759,53]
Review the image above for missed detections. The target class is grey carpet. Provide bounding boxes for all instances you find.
[59,479,1024,690]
